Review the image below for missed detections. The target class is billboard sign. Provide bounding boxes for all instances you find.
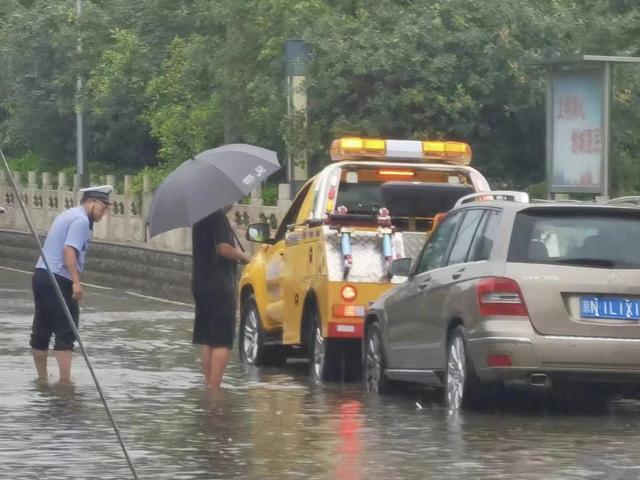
[550,69,605,193]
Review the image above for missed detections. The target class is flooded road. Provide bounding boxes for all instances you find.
[2,266,640,479]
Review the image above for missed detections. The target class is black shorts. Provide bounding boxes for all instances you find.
[30,269,79,351]
[192,289,236,348]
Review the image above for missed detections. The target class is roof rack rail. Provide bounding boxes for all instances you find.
[531,198,583,203]
[608,196,640,205]
[454,191,530,208]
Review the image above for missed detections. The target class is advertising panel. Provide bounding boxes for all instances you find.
[550,69,605,193]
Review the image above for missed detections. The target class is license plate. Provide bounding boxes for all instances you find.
[581,296,640,321]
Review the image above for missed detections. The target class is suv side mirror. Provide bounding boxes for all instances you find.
[246,223,272,244]
[389,257,412,278]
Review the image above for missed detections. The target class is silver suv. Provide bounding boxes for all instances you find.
[364,192,640,409]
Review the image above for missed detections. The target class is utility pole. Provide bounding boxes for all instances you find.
[75,0,86,186]
[284,40,309,198]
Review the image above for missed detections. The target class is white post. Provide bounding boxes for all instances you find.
[75,0,85,182]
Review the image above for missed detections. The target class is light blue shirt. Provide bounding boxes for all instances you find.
[36,206,91,280]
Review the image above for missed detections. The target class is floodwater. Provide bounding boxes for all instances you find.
[2,266,640,480]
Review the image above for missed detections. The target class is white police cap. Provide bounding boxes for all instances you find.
[80,185,113,204]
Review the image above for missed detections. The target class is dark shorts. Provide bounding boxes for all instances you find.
[192,289,236,348]
[30,269,79,351]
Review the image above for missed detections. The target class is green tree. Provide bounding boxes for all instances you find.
[1,0,639,196]
[0,1,78,165]
[86,29,157,170]
[305,0,640,191]
[143,36,225,166]
[143,0,326,171]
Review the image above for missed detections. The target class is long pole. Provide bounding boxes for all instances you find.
[0,147,139,479]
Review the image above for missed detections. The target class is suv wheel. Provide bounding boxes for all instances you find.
[445,326,475,410]
[364,321,388,394]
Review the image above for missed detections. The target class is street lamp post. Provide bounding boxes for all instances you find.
[284,39,309,198]
[75,0,86,186]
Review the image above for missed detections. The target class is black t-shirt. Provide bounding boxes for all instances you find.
[191,210,236,294]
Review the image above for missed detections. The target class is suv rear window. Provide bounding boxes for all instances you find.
[508,208,640,269]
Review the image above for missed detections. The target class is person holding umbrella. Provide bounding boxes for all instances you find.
[192,205,250,389]
[145,143,281,388]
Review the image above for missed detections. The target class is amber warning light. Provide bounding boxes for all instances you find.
[330,137,472,165]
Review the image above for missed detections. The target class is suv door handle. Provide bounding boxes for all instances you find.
[452,268,465,280]
[417,274,431,290]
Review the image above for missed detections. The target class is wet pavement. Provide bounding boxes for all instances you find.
[2,266,640,479]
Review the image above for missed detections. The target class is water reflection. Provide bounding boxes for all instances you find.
[3,267,640,479]
[195,390,248,479]
[334,400,363,480]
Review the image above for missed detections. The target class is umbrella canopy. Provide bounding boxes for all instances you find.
[147,143,280,238]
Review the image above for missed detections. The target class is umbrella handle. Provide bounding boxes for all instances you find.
[232,229,246,252]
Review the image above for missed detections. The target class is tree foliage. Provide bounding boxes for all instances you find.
[0,0,639,194]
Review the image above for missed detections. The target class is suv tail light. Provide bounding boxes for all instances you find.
[476,277,529,316]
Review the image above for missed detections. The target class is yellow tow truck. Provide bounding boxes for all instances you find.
[238,137,490,381]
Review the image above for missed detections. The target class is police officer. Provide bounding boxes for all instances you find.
[30,185,112,384]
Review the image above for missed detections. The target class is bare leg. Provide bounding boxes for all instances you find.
[32,349,49,382]
[55,350,72,384]
[201,345,212,384]
[207,347,231,390]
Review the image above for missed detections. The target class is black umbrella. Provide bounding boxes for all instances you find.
[147,143,280,238]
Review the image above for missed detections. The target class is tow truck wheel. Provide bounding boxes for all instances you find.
[308,306,337,383]
[364,321,388,394]
[311,322,326,383]
[240,296,285,366]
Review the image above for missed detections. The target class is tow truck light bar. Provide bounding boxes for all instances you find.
[330,137,472,165]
